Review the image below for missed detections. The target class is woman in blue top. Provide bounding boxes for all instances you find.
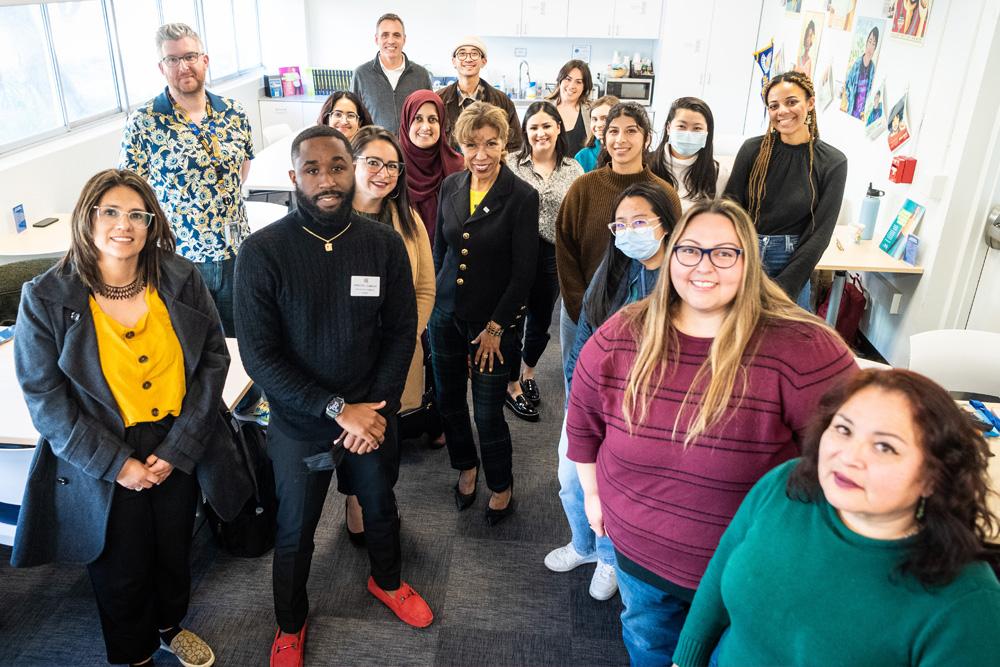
[545,181,678,601]
[573,95,619,173]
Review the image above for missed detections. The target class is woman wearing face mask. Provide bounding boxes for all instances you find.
[399,90,465,242]
[547,59,593,157]
[546,182,678,602]
[673,369,1000,667]
[555,102,680,383]
[316,91,373,142]
[338,126,436,547]
[574,95,619,173]
[650,97,730,214]
[567,198,856,665]
[503,101,584,420]
[724,71,847,309]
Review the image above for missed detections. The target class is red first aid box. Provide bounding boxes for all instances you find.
[889,156,916,183]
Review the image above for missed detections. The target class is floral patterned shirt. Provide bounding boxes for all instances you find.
[119,87,255,263]
[506,154,583,244]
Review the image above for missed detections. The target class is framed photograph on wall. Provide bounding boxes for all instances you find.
[864,80,887,139]
[793,11,824,79]
[839,16,887,120]
[827,0,857,31]
[888,0,933,42]
[785,0,803,13]
[887,92,912,151]
[816,64,835,110]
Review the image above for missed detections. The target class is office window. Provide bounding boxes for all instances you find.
[112,0,163,106]
[48,1,120,123]
[202,0,238,80]
[0,4,62,146]
[233,0,261,72]
[160,0,198,26]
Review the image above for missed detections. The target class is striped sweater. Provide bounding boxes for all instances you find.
[566,313,857,590]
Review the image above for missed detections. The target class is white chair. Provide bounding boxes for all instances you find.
[908,329,1000,397]
[262,123,293,147]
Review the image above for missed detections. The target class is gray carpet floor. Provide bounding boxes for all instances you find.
[0,313,629,666]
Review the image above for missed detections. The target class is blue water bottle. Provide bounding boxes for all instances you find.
[859,182,884,241]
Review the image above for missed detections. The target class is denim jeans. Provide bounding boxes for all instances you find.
[428,307,519,492]
[616,565,691,667]
[758,234,811,310]
[509,239,560,380]
[556,417,616,565]
[194,256,236,336]
[558,303,578,395]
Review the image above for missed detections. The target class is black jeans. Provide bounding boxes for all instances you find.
[268,420,401,634]
[428,307,518,493]
[509,238,559,381]
[86,417,199,665]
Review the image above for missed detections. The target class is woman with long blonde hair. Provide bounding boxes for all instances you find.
[566,198,856,665]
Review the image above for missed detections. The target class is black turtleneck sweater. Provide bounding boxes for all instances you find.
[233,206,416,439]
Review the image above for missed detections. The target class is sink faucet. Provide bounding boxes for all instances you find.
[517,60,530,99]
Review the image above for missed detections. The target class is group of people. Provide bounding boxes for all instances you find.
[10,12,1000,667]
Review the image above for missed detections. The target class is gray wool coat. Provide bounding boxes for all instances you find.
[10,251,251,568]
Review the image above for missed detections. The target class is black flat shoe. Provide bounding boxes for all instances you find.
[453,468,478,511]
[485,489,516,526]
[519,378,541,405]
[345,498,366,547]
[504,393,539,422]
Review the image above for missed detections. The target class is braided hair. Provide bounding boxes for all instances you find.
[746,71,819,228]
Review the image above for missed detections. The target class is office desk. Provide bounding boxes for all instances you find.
[0,215,71,265]
[0,337,252,545]
[816,226,923,327]
[244,134,294,194]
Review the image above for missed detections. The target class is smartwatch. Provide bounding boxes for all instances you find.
[325,396,346,420]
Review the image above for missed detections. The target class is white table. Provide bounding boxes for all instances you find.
[0,214,71,265]
[244,134,295,194]
[816,226,924,327]
[0,337,252,546]
[245,200,289,234]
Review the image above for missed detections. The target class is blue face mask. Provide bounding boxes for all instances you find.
[614,225,663,261]
[668,130,708,157]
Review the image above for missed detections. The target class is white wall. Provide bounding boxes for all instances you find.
[303,1,653,96]
[752,0,1000,364]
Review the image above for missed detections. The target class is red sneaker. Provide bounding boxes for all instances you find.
[367,577,434,628]
[269,621,307,667]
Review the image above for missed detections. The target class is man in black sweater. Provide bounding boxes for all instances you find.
[234,125,432,667]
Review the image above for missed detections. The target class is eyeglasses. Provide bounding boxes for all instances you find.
[607,217,661,235]
[160,52,203,68]
[672,244,743,269]
[92,206,155,228]
[328,110,360,123]
[355,155,405,176]
[454,50,482,61]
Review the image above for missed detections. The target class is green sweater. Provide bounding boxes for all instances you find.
[674,460,1000,667]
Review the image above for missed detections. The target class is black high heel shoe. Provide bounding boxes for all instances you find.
[485,485,515,526]
[453,468,478,511]
[345,497,366,547]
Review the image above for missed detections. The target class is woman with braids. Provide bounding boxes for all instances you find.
[566,198,856,664]
[649,97,730,213]
[673,369,1000,667]
[724,71,847,309]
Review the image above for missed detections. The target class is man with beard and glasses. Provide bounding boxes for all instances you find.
[234,125,432,667]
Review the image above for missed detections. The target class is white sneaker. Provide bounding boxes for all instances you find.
[589,561,619,600]
[544,542,598,572]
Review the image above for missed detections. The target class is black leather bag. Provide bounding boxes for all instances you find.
[203,416,276,557]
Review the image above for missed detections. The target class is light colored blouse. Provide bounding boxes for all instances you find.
[506,154,584,243]
[90,287,186,427]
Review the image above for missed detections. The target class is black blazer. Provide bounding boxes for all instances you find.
[433,163,539,328]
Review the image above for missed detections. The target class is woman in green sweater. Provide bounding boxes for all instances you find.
[674,369,1000,667]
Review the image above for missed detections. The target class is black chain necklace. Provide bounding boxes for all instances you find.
[95,276,145,300]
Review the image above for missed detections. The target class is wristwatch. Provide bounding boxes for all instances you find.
[325,396,346,420]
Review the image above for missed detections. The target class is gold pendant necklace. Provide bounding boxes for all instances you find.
[301,222,352,252]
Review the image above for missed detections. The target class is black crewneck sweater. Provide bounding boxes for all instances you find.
[234,206,416,439]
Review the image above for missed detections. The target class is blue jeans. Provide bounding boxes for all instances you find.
[758,234,811,310]
[559,303,578,395]
[194,256,236,336]
[556,417,616,565]
[616,565,691,667]
[428,307,519,492]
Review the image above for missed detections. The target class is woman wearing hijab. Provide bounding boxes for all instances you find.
[399,90,465,242]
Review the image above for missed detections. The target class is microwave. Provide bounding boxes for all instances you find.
[604,77,654,105]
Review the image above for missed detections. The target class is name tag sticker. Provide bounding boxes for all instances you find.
[351,275,380,297]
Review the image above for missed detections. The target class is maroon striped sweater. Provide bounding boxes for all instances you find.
[566,313,857,590]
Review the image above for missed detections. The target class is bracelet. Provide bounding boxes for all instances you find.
[485,321,503,337]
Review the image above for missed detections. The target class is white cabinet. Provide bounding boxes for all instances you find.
[258,97,330,147]
[476,0,659,38]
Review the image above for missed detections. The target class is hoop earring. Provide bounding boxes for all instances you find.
[915,496,927,521]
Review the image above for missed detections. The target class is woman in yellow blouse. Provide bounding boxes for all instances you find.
[13,169,249,667]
